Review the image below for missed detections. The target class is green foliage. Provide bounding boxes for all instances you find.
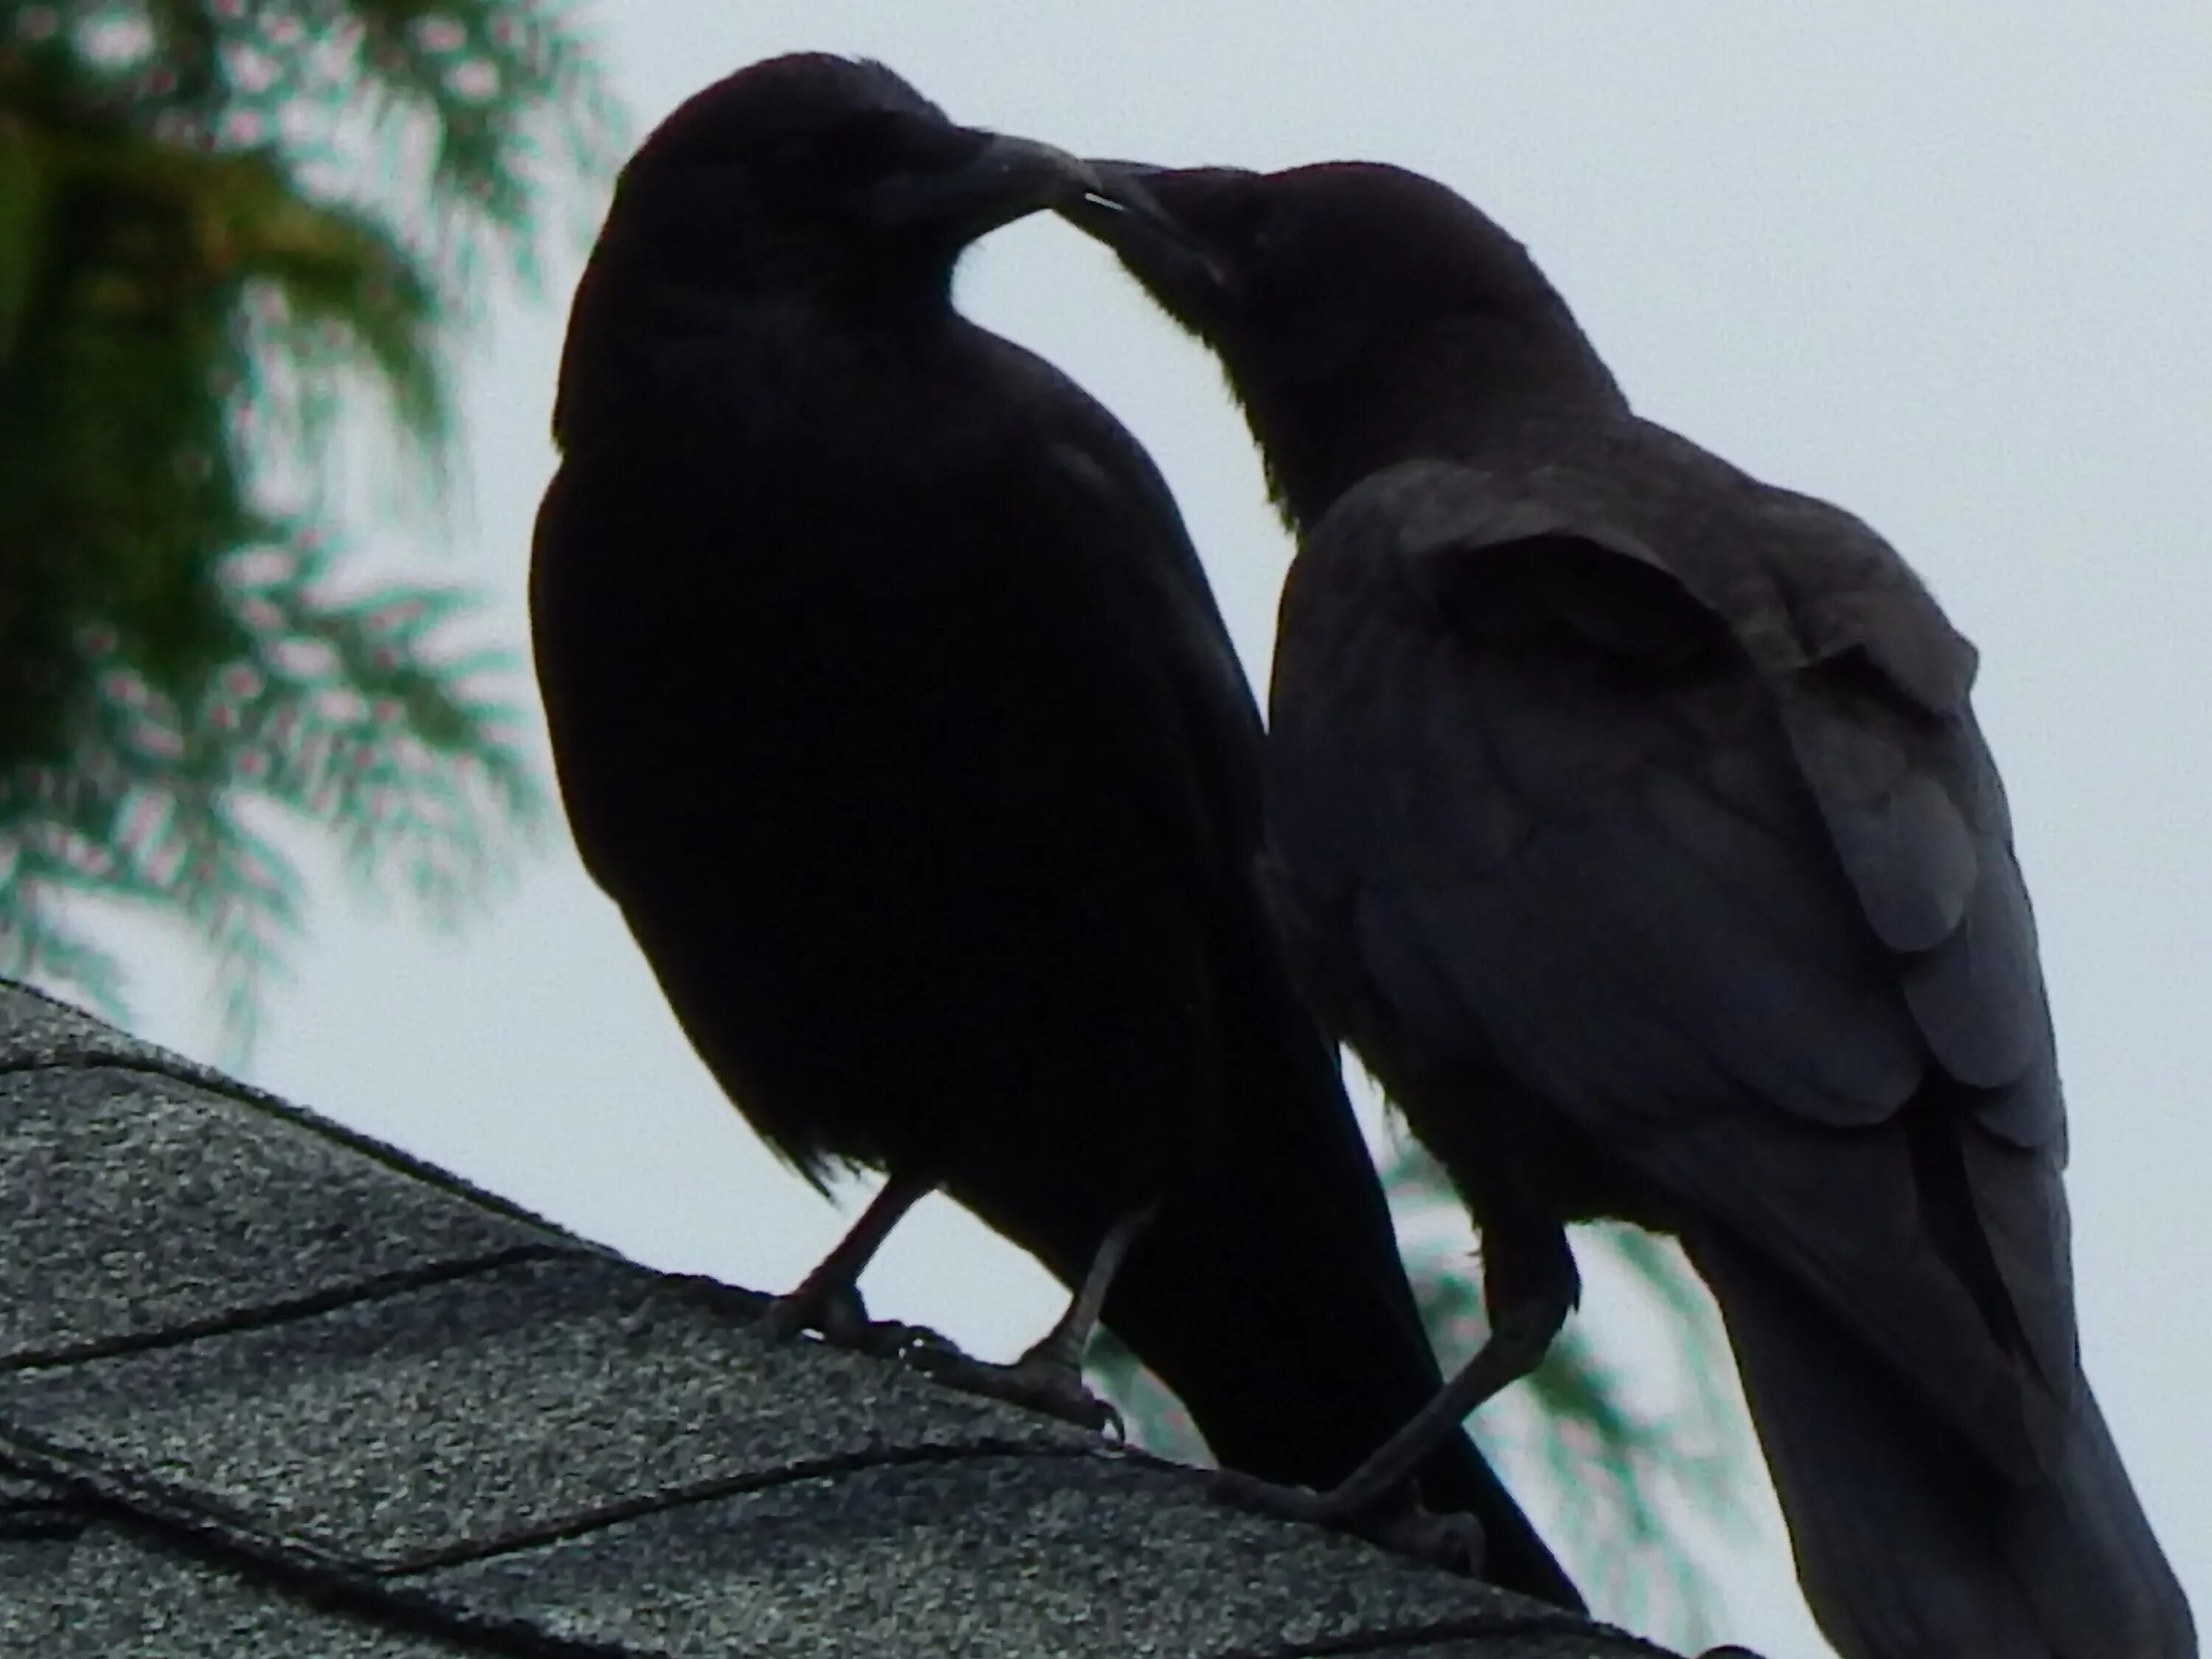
[0,0,621,1052]
[1389,1141,1750,1646]
[7,15,1757,1638]
[1085,1136,1753,1649]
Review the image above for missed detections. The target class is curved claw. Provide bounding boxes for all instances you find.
[1209,1469,1486,1577]
[904,1343,1124,1435]
[759,1277,872,1346]
[849,1318,961,1362]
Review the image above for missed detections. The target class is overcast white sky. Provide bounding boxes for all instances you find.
[102,5,2209,1654]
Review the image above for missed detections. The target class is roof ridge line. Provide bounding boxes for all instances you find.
[0,1050,588,1241]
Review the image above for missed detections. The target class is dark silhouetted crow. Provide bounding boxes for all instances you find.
[530,58,1579,1604]
[1068,161,2192,1659]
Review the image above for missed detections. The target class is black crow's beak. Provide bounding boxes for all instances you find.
[1061,159,1171,235]
[859,131,1099,243]
[1057,161,1237,303]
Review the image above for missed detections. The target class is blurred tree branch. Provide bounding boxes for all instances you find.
[0,0,622,1054]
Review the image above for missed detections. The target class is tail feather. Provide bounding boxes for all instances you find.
[1693,1231,2194,1659]
[1099,1112,1581,1610]
[2009,1386,2195,1659]
[971,885,1584,1613]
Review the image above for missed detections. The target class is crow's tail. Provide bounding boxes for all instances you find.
[1693,1231,2194,1659]
[1102,897,1582,1611]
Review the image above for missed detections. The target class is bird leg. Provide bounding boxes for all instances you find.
[901,1202,1159,1435]
[759,1169,936,1347]
[1212,1217,1579,1573]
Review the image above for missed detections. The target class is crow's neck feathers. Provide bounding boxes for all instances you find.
[1234,301,1629,531]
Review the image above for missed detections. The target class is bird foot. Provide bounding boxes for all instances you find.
[758,1275,877,1346]
[878,1203,1150,1436]
[898,1341,1124,1437]
[757,1279,966,1374]
[758,1288,1117,1433]
[1210,1470,1486,1576]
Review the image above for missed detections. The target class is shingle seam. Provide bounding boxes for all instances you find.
[45,1509,658,1659]
[0,1499,86,1540]
[1202,1610,1673,1658]
[0,1052,589,1241]
[378,1439,1121,1575]
[0,1417,386,1563]
[0,1431,650,1655]
[1,1412,1650,1659]
[0,1457,88,1542]
[0,1436,1161,1658]
[0,1242,586,1373]
[344,1590,653,1659]
[0,1416,1108,1577]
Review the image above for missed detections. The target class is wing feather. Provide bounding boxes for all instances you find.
[1273,456,2074,1469]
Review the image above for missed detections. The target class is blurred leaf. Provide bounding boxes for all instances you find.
[0,116,44,357]
[0,0,624,1056]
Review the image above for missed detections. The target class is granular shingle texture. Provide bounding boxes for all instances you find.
[417,1455,1568,1657]
[0,1067,554,1366]
[3,1522,474,1658]
[0,979,1672,1656]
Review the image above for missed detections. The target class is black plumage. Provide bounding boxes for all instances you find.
[1067,159,2191,1659]
[530,59,1578,1606]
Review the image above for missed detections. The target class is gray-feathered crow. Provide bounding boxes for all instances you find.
[530,59,1579,1603]
[1066,160,2192,1659]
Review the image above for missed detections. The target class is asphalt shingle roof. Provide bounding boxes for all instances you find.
[0,978,1669,1657]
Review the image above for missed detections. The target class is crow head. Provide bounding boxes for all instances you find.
[1063,162,1622,524]
[599,54,1100,307]
[556,55,1158,446]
